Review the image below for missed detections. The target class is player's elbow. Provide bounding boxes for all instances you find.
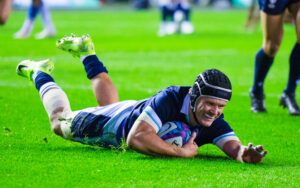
[126,133,139,149]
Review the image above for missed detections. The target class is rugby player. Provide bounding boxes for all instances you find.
[249,0,300,115]
[158,0,194,36]
[16,34,267,163]
[14,0,56,39]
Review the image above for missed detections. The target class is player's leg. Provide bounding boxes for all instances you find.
[56,34,119,106]
[283,9,294,24]
[35,0,56,39]
[177,0,194,34]
[280,1,300,115]
[245,0,260,29]
[14,0,42,38]
[250,10,284,113]
[0,0,12,25]
[158,0,176,36]
[16,59,74,137]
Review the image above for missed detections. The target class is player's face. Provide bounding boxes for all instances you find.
[192,96,228,127]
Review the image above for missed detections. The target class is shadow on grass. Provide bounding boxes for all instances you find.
[39,144,290,167]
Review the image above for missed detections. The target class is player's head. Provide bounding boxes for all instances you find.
[189,69,232,127]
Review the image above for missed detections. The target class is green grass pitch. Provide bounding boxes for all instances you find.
[0,8,300,187]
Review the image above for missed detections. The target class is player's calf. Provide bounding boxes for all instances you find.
[16,59,74,137]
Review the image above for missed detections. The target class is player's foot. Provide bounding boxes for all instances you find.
[16,59,54,81]
[14,20,33,39]
[279,92,300,116]
[180,21,194,35]
[35,28,56,39]
[250,91,266,113]
[56,34,96,57]
[158,22,177,37]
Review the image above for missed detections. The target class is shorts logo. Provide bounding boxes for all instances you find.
[268,0,277,9]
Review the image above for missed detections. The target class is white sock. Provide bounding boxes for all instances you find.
[40,3,55,31]
[17,19,34,34]
[39,82,71,117]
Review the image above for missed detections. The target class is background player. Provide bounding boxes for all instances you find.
[249,0,300,115]
[158,0,194,36]
[16,34,267,163]
[14,0,56,39]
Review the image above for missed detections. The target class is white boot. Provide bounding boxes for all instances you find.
[35,27,56,39]
[180,21,194,34]
[14,20,33,39]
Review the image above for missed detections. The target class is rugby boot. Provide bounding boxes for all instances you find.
[35,28,56,39]
[56,34,95,58]
[279,92,300,116]
[16,59,54,81]
[250,91,266,113]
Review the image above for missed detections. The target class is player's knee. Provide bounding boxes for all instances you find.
[264,42,280,56]
[50,108,74,138]
[51,122,63,136]
[49,108,65,137]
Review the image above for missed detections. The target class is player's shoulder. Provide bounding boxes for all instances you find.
[211,114,231,129]
[163,86,191,95]
[148,86,190,109]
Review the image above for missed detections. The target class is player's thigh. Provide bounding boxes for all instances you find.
[288,1,300,42]
[260,11,284,53]
[70,108,121,147]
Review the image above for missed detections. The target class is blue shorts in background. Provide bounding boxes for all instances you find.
[258,0,299,15]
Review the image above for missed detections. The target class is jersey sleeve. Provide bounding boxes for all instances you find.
[194,115,239,149]
[135,87,184,133]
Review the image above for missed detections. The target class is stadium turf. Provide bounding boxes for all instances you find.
[0,8,299,187]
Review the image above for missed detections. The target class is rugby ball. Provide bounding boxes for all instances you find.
[158,121,192,147]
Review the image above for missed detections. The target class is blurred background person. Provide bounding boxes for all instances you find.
[14,0,56,39]
[158,0,194,36]
[245,0,260,30]
[0,0,12,25]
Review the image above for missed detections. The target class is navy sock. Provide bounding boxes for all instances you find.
[176,4,190,21]
[28,3,41,21]
[161,6,174,21]
[33,71,54,91]
[182,8,190,21]
[285,43,300,94]
[83,55,108,79]
[252,48,274,96]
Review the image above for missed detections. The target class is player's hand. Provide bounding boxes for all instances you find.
[242,143,267,163]
[180,132,198,158]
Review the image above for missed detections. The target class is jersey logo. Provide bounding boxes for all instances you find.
[157,122,177,137]
[166,137,183,147]
[268,0,277,9]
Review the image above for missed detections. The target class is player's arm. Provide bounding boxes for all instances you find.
[222,140,267,163]
[126,109,198,158]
